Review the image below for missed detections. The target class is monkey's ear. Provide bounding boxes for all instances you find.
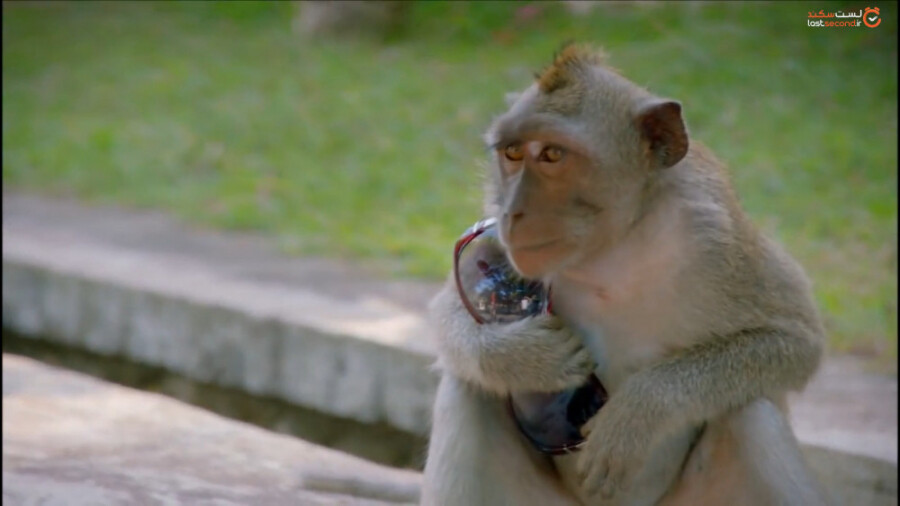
[635,99,689,168]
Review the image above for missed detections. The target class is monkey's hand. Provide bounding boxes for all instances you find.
[429,277,595,396]
[575,381,661,502]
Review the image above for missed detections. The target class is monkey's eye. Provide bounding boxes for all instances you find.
[504,143,524,162]
[539,146,564,163]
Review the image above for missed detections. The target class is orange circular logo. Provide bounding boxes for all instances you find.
[864,6,881,28]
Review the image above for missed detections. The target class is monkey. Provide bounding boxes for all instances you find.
[422,44,830,506]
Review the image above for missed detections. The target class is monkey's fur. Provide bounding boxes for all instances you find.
[423,45,829,505]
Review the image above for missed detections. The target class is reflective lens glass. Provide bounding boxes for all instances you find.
[509,376,607,455]
[454,223,547,324]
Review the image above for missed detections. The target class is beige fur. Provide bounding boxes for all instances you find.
[423,44,829,505]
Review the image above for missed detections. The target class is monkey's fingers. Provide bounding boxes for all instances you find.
[561,346,596,386]
[599,462,626,500]
[579,409,599,438]
[529,312,566,329]
[576,451,609,500]
[529,348,594,392]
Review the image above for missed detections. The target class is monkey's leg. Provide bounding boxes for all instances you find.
[422,375,582,506]
[661,398,831,506]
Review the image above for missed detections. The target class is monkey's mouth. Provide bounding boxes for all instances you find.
[506,238,569,279]
[510,237,564,252]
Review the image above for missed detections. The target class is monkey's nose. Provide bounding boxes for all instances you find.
[508,211,525,224]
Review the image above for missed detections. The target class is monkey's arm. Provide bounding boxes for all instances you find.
[577,321,824,499]
[630,323,822,429]
[429,276,595,396]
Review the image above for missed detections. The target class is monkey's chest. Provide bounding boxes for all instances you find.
[552,289,681,391]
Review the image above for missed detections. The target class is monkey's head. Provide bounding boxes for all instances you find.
[484,44,689,279]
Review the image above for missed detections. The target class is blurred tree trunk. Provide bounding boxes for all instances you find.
[293,1,408,39]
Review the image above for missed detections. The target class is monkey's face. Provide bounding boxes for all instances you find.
[492,140,649,279]
[491,136,594,279]
[486,88,653,280]
[485,61,689,280]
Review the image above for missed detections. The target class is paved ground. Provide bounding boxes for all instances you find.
[2,353,421,505]
[788,354,898,464]
[5,352,897,506]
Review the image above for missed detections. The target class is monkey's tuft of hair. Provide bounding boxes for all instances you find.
[535,42,608,94]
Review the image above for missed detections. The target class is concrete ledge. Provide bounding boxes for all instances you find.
[3,194,440,437]
[3,353,421,505]
[3,259,437,436]
[802,445,898,506]
[3,193,897,504]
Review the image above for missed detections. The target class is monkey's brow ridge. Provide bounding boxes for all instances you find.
[488,114,587,151]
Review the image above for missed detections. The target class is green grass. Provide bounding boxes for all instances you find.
[3,1,896,370]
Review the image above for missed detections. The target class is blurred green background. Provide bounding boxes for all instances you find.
[3,1,897,371]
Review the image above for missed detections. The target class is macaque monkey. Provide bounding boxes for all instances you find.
[422,45,830,506]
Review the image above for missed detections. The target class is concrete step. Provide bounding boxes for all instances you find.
[2,353,421,505]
